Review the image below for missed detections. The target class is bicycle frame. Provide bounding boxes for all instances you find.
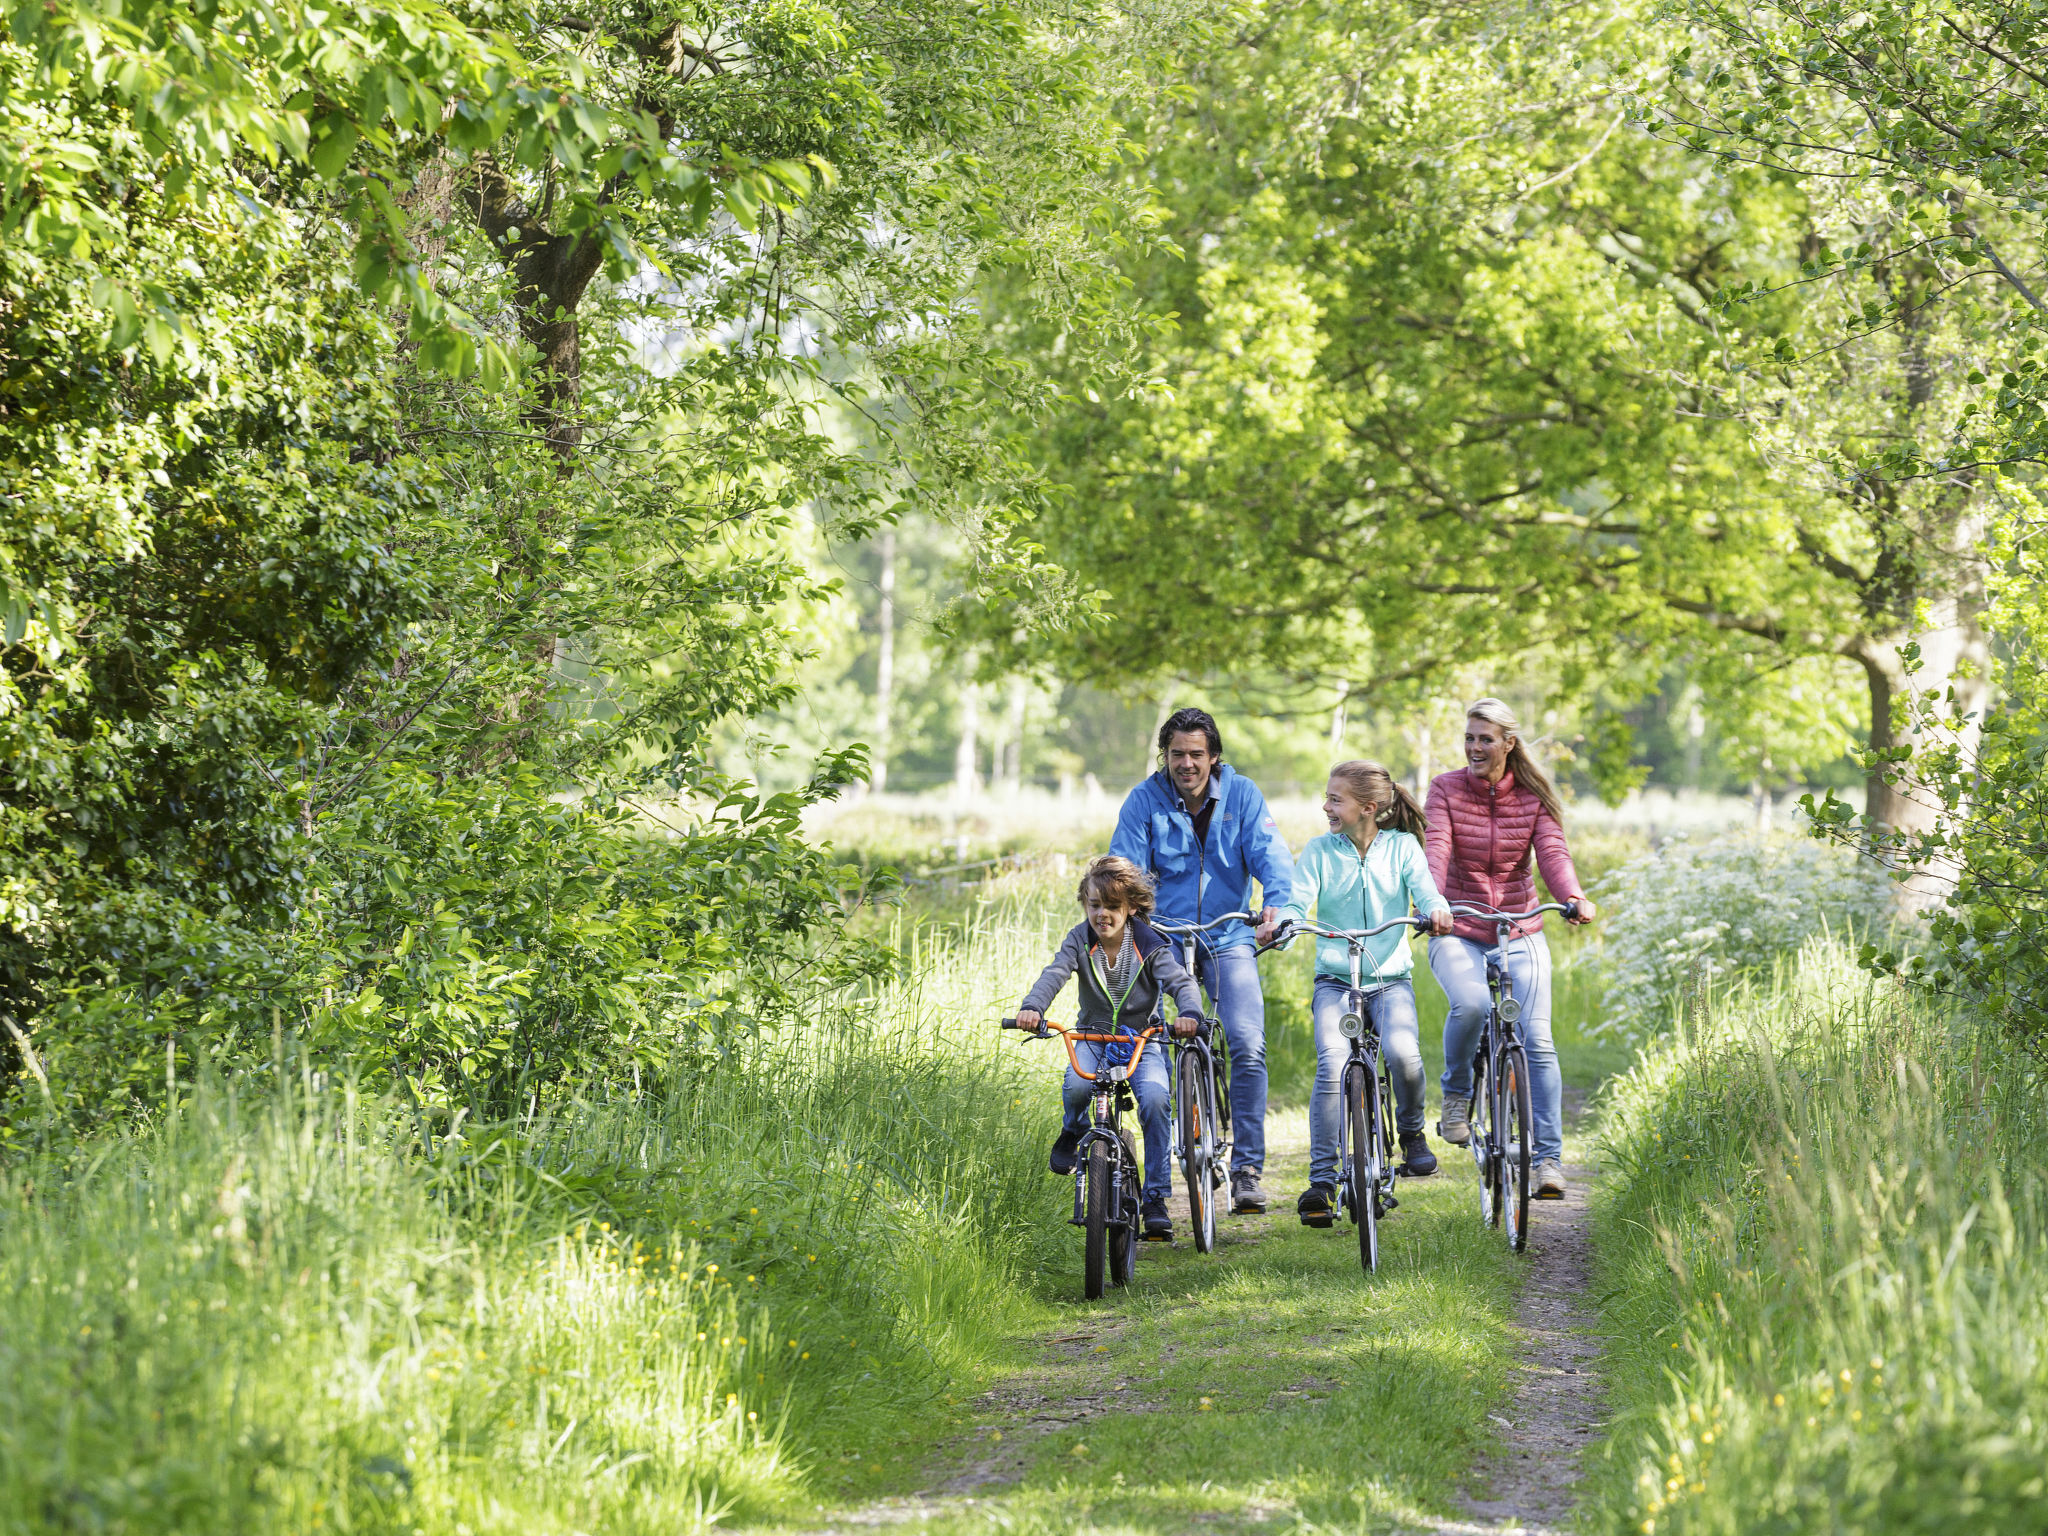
[1150,911,1256,1252]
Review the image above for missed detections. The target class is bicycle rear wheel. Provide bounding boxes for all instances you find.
[1110,1131,1139,1285]
[1502,1045,1533,1253]
[1474,1050,1500,1229]
[1179,1048,1218,1253]
[1346,1064,1380,1275]
[1083,1138,1109,1299]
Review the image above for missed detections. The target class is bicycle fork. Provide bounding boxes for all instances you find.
[1070,1096,1131,1229]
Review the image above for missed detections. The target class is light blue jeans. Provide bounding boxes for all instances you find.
[1309,976,1424,1188]
[1194,942,1268,1175]
[1431,931,1562,1162]
[1062,1036,1173,1203]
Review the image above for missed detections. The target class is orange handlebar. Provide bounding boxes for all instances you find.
[1000,1018,1162,1081]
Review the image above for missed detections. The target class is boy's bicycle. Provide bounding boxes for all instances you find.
[1444,901,1579,1253]
[1263,915,1418,1275]
[1001,1014,1164,1298]
[1148,911,1257,1254]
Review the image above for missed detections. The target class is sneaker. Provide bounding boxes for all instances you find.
[1049,1128,1081,1175]
[1231,1169,1269,1214]
[1437,1095,1472,1146]
[1536,1159,1567,1199]
[1296,1185,1336,1228]
[1141,1199,1173,1241]
[1398,1129,1438,1177]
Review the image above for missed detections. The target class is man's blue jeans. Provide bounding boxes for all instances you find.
[1061,1036,1173,1203]
[1309,976,1424,1188]
[1430,931,1563,1162]
[1195,942,1268,1175]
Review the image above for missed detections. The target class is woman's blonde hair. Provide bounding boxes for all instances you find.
[1077,854,1156,915]
[1465,697,1565,823]
[1329,759,1428,839]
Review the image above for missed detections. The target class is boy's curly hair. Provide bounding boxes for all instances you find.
[1077,854,1155,915]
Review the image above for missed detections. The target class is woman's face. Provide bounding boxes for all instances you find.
[1085,890,1130,947]
[1323,778,1373,836]
[1465,715,1512,778]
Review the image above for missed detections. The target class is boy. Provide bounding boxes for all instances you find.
[1015,855,1206,1241]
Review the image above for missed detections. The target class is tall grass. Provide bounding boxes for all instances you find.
[1586,940,2048,1534]
[0,872,1079,1534]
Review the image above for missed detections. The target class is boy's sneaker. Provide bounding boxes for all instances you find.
[1141,1199,1173,1241]
[1398,1129,1438,1176]
[1048,1128,1081,1175]
[1231,1169,1269,1214]
[1437,1095,1473,1146]
[1536,1159,1567,1199]
[1297,1185,1336,1228]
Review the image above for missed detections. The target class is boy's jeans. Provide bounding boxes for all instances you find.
[1061,1037,1173,1203]
[1308,976,1424,1188]
[1195,943,1268,1176]
[1431,931,1563,1163]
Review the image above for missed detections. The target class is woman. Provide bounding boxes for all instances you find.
[1425,698,1596,1199]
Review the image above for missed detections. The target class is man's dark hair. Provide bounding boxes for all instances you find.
[1156,707,1223,763]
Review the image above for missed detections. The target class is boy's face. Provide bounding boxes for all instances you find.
[1085,890,1129,946]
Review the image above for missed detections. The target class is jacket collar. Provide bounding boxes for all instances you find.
[1156,762,1233,811]
[1466,766,1517,797]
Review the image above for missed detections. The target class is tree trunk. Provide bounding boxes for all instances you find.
[1004,676,1028,791]
[871,528,895,792]
[954,677,981,802]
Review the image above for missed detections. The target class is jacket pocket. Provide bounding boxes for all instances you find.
[1151,811,1194,874]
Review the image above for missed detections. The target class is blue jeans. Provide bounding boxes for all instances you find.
[1062,1036,1173,1203]
[1195,943,1268,1175]
[1431,931,1562,1162]
[1309,977,1424,1187]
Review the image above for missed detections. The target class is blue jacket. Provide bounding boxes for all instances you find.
[1110,765,1295,953]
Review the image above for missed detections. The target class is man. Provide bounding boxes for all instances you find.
[1110,707,1294,1213]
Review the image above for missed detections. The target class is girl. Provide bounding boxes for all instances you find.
[1280,761,1453,1225]
[1015,855,1206,1242]
[1425,698,1595,1200]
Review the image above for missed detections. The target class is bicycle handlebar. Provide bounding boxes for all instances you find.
[1447,901,1581,923]
[1149,911,1260,936]
[999,1017,1166,1081]
[1281,915,1427,942]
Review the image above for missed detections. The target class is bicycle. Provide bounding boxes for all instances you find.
[1000,1014,1164,1298]
[1148,911,1257,1254]
[1441,901,1579,1253]
[1263,915,1420,1274]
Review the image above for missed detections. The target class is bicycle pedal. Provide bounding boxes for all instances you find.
[1383,1194,1399,1211]
[1139,1230,1173,1243]
[1299,1213,1335,1229]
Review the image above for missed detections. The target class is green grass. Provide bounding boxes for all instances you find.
[0,873,1081,1535]
[1583,940,2048,1535]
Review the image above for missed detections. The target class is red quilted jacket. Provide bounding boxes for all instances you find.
[1424,768,1585,945]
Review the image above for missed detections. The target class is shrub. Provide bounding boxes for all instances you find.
[1594,832,1896,1036]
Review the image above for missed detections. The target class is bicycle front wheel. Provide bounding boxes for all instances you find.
[1475,1051,1500,1229]
[1502,1045,1533,1253]
[1083,1138,1109,1299]
[1346,1065,1380,1275]
[1179,1048,1218,1254]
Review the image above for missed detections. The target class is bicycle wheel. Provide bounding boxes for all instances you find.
[1179,1048,1217,1253]
[1502,1045,1533,1253]
[1083,1138,1110,1299]
[1110,1131,1139,1285]
[1474,1050,1500,1228]
[1346,1064,1380,1275]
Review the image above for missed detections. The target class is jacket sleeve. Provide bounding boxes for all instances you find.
[1401,834,1452,917]
[1280,838,1321,927]
[1531,808,1585,903]
[1020,927,1086,1015]
[1150,943,1206,1017]
[1238,780,1295,909]
[1109,783,1152,869]
[1423,777,1453,893]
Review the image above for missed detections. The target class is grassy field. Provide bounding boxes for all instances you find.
[1583,940,2048,1534]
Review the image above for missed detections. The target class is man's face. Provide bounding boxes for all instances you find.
[1166,730,1216,803]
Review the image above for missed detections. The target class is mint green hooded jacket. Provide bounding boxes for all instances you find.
[1280,830,1451,983]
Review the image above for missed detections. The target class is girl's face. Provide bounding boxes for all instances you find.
[1323,778,1375,837]
[1465,715,1513,778]
[1085,890,1130,947]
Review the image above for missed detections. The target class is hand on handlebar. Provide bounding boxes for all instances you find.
[1255,905,1282,943]
[1014,1008,1043,1033]
[1170,1013,1204,1039]
[1567,897,1596,924]
[1426,907,1455,936]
